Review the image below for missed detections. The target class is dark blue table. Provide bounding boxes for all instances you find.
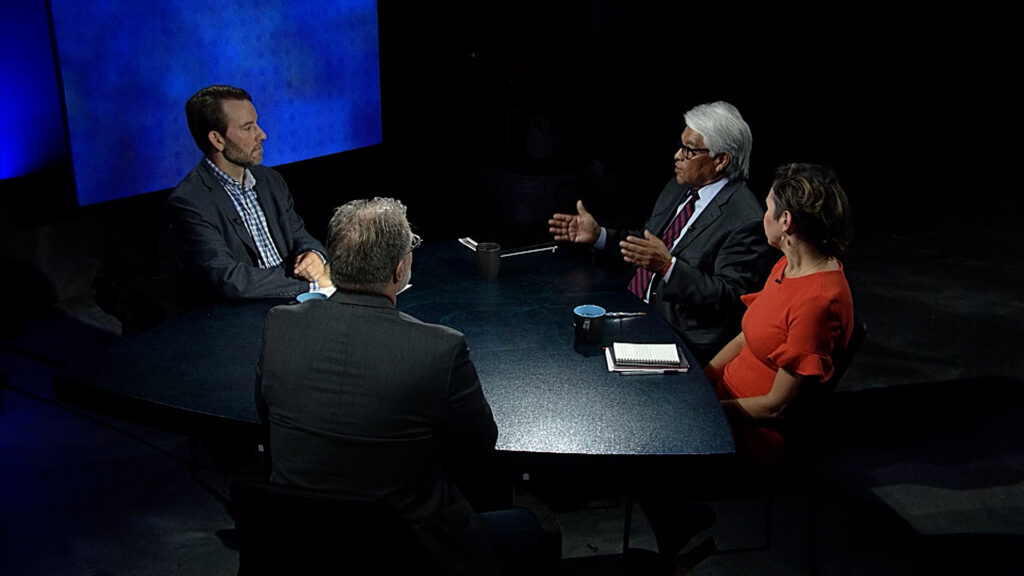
[54,241,734,484]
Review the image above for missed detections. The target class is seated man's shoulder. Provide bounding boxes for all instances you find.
[723,182,765,218]
[263,303,309,330]
[397,311,466,343]
[168,162,214,204]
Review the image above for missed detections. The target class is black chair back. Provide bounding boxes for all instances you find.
[827,313,869,394]
[768,312,869,452]
[784,312,869,461]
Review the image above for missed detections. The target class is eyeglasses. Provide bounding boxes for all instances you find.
[407,233,422,254]
[678,142,711,160]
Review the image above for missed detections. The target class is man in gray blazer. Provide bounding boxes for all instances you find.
[549,101,777,363]
[257,198,517,575]
[167,85,329,301]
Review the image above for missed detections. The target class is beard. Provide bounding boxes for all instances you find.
[222,137,262,168]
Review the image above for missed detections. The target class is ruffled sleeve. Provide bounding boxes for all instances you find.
[767,344,834,381]
[765,294,840,381]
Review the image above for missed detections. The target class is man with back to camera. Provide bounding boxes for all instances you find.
[167,85,330,301]
[549,101,776,363]
[256,197,556,575]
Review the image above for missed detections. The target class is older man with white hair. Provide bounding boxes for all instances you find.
[549,101,776,363]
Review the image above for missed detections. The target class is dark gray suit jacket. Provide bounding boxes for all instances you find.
[166,160,326,300]
[599,178,777,361]
[256,290,500,575]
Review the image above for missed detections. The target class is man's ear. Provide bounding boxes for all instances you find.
[393,258,406,284]
[208,131,225,153]
[714,153,732,173]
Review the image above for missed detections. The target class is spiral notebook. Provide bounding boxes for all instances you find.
[606,342,689,373]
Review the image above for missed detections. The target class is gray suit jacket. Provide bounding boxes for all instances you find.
[256,290,500,575]
[166,160,326,300]
[600,178,777,361]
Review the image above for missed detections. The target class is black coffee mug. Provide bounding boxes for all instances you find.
[572,304,606,344]
[476,242,501,280]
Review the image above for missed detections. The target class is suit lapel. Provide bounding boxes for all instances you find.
[652,186,689,237]
[671,182,736,254]
[198,161,260,257]
[252,176,288,260]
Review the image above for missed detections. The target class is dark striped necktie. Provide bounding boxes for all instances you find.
[628,189,699,300]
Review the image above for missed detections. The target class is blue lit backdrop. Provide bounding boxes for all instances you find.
[48,0,382,205]
[0,1,66,180]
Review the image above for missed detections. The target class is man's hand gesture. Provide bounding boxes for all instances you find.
[548,200,600,245]
[621,231,673,275]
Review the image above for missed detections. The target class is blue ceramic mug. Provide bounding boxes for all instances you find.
[296,291,328,303]
[572,304,606,344]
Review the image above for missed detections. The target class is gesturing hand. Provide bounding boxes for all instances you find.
[548,200,601,245]
[620,230,673,275]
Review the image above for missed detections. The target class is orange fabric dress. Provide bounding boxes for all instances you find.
[716,256,854,468]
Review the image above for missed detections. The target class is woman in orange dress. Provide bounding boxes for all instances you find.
[705,162,854,470]
[641,164,855,573]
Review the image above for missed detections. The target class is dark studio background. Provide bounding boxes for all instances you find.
[1,1,1018,326]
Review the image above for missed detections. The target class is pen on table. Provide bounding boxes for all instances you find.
[604,312,647,318]
[500,245,558,258]
[619,370,680,376]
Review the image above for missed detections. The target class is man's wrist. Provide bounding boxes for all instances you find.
[660,257,675,277]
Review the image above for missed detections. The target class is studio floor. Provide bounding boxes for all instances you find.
[2,215,1023,575]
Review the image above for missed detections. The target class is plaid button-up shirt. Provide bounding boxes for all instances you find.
[205,158,283,269]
